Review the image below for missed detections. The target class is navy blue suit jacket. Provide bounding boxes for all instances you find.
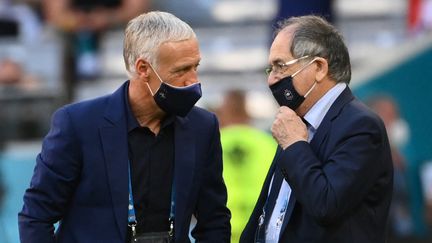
[19,81,231,242]
[241,87,393,243]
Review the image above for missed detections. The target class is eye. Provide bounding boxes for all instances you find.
[265,66,273,75]
[271,63,284,73]
[173,67,188,76]
[275,62,285,70]
[194,63,200,71]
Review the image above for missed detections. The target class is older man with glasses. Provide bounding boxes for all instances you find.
[241,15,393,243]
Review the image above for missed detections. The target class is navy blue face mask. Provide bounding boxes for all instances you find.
[269,58,317,110]
[147,65,202,117]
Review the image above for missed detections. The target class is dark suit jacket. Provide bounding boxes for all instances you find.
[18,81,231,243]
[241,87,393,243]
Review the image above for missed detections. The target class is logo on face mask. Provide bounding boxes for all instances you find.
[147,64,202,117]
[158,91,167,99]
[284,89,294,101]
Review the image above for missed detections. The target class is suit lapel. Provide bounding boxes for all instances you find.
[251,151,278,241]
[264,165,284,226]
[173,116,196,236]
[310,87,354,152]
[280,192,296,236]
[99,82,129,240]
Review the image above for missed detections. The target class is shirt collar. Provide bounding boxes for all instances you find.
[303,82,347,131]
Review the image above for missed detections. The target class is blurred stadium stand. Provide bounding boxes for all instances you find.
[0,36,64,141]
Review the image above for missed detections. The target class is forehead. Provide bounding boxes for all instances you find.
[268,27,296,63]
[157,38,200,66]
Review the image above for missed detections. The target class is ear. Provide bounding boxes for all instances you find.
[314,57,328,83]
[134,59,151,78]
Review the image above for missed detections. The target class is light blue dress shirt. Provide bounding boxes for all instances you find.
[265,83,347,242]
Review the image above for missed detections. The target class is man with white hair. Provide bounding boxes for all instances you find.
[19,11,231,243]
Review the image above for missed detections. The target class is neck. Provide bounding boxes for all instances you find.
[128,79,165,134]
[296,79,336,117]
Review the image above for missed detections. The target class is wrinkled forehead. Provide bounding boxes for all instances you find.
[269,29,295,64]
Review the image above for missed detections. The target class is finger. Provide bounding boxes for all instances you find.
[279,106,295,114]
[276,110,294,122]
[271,123,278,138]
[275,113,291,124]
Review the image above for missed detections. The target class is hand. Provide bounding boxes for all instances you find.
[271,106,308,149]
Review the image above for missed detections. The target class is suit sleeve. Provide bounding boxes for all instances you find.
[18,107,82,243]
[191,114,231,242]
[277,114,392,225]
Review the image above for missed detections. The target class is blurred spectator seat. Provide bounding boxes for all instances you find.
[0,38,64,140]
[0,1,43,44]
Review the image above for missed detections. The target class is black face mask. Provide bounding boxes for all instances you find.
[147,64,202,117]
[269,58,317,110]
[154,81,202,117]
[269,75,306,110]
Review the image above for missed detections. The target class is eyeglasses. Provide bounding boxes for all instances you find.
[265,55,310,76]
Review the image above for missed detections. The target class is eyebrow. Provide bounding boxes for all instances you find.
[270,58,285,65]
[172,60,201,72]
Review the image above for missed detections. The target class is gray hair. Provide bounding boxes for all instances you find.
[275,15,351,84]
[123,11,196,78]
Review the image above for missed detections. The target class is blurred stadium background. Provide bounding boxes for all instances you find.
[1,0,432,242]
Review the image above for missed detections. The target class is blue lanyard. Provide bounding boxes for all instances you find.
[127,161,175,236]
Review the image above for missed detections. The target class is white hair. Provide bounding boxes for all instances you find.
[123,11,196,78]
